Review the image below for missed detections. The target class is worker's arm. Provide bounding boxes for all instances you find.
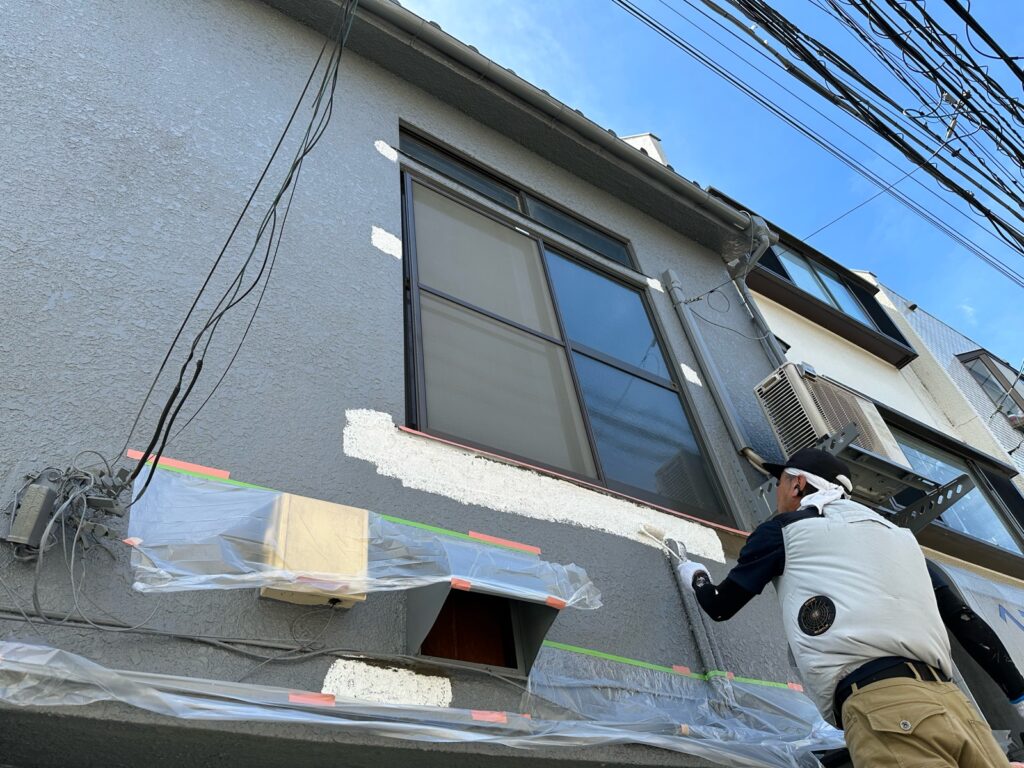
[680,515,797,622]
[927,561,1024,707]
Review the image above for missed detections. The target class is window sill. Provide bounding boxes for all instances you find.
[917,523,1024,581]
[397,426,750,539]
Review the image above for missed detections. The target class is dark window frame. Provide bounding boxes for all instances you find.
[400,169,732,524]
[772,245,878,330]
[398,126,638,270]
[956,350,1024,419]
[880,410,1024,569]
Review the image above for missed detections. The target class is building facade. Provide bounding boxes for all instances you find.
[1,1,1022,767]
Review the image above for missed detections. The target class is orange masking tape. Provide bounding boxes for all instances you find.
[288,692,336,707]
[126,449,230,479]
[545,596,567,609]
[122,537,142,547]
[672,665,691,675]
[471,710,508,724]
[467,531,541,555]
[787,682,804,692]
[450,578,472,591]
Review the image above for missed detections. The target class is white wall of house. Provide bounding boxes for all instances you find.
[752,292,952,429]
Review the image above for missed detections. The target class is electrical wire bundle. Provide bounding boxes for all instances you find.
[612,0,1024,290]
[0,0,378,677]
[119,0,359,507]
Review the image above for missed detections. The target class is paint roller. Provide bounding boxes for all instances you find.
[639,523,687,562]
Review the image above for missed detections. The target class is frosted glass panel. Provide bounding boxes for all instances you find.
[413,184,559,336]
[420,294,596,477]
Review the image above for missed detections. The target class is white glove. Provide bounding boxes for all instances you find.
[677,559,710,590]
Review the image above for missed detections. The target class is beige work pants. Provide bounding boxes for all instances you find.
[841,675,1007,767]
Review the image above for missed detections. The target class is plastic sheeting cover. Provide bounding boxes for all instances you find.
[527,646,844,767]
[128,467,600,609]
[0,641,841,768]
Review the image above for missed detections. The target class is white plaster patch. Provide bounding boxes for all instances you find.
[371,226,402,259]
[342,410,725,563]
[322,659,452,707]
[374,139,398,162]
[646,277,664,293]
[680,363,703,387]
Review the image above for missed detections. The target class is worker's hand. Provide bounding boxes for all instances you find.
[677,560,710,590]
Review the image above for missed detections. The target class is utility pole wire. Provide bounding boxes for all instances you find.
[805,98,965,241]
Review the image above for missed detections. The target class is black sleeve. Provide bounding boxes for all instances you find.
[694,576,756,621]
[726,519,787,596]
[930,563,1024,701]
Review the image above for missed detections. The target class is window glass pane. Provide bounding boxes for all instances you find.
[573,353,720,515]
[545,252,670,379]
[894,431,1021,554]
[775,247,834,306]
[400,134,520,210]
[816,269,877,329]
[523,195,632,267]
[965,359,1023,418]
[420,293,596,477]
[412,184,560,337]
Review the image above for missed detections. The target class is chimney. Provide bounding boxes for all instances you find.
[622,133,668,166]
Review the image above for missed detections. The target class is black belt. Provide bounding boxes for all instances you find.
[833,659,950,728]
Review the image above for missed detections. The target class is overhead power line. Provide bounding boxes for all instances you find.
[609,0,1024,289]
[122,0,360,503]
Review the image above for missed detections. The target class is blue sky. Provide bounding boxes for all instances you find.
[401,0,1024,366]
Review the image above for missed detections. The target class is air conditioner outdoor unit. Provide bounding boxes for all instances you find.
[754,362,912,470]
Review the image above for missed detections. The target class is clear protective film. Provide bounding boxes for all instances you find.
[127,466,600,610]
[0,641,842,768]
[527,645,844,767]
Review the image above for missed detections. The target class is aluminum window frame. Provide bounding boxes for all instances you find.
[889,425,1024,556]
[772,245,878,331]
[956,350,1024,419]
[398,126,638,269]
[400,169,732,524]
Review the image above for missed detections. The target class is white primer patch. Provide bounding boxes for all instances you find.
[322,659,452,707]
[374,139,398,162]
[343,410,725,563]
[646,277,664,293]
[680,363,703,387]
[371,226,402,259]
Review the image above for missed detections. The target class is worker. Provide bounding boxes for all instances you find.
[678,447,1022,767]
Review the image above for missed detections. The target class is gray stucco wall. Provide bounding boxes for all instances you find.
[0,1,798,764]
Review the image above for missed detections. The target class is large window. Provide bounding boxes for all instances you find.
[771,246,877,329]
[403,176,725,523]
[893,430,1022,554]
[958,351,1024,422]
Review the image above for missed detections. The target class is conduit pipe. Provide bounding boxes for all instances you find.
[663,224,774,471]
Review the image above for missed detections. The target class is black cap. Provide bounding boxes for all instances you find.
[763,448,852,491]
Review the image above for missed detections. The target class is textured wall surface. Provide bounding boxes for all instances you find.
[883,288,1024,486]
[0,0,802,764]
[752,294,946,428]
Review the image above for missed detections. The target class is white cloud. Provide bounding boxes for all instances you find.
[958,302,978,325]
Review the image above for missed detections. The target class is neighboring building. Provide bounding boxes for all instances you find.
[729,213,1024,754]
[879,287,1024,491]
[2,2,1022,767]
